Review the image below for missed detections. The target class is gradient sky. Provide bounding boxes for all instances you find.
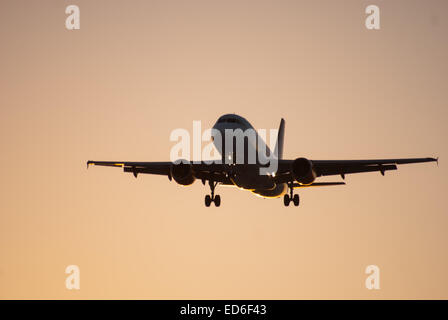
[0,0,447,299]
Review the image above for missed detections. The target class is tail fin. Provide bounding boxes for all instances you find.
[274,118,285,159]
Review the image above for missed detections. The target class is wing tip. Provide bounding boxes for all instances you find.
[428,157,438,166]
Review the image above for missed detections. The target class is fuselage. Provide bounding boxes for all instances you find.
[212,114,287,198]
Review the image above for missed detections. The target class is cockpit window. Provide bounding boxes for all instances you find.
[218,118,241,124]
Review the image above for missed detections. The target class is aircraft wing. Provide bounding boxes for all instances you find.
[86,160,234,184]
[87,161,171,175]
[87,157,437,185]
[276,157,437,182]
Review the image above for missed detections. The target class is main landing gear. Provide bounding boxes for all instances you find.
[205,180,221,207]
[284,182,300,207]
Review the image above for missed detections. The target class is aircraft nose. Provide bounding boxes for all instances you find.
[212,122,225,135]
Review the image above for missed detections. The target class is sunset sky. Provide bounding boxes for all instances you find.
[0,0,447,299]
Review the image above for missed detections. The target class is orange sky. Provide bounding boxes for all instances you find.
[0,0,447,299]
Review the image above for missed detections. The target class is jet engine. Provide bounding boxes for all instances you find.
[170,161,196,186]
[291,157,316,185]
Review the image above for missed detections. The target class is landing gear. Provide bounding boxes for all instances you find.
[284,182,300,207]
[205,180,221,207]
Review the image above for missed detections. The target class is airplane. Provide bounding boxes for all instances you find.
[87,114,437,207]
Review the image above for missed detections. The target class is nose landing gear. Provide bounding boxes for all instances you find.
[283,182,300,207]
[205,180,221,207]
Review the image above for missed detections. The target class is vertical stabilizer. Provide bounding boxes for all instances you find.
[274,118,285,159]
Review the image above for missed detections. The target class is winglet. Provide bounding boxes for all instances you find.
[436,157,439,166]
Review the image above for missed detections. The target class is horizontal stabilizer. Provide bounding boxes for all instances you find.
[293,182,345,188]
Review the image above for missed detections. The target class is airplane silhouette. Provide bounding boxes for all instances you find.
[87,114,437,207]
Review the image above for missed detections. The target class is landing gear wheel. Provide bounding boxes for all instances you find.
[205,195,212,207]
[284,181,300,207]
[205,180,221,207]
[214,195,221,207]
[283,194,290,207]
[293,194,300,207]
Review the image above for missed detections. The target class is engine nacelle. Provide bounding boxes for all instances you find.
[170,161,196,186]
[291,157,316,185]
